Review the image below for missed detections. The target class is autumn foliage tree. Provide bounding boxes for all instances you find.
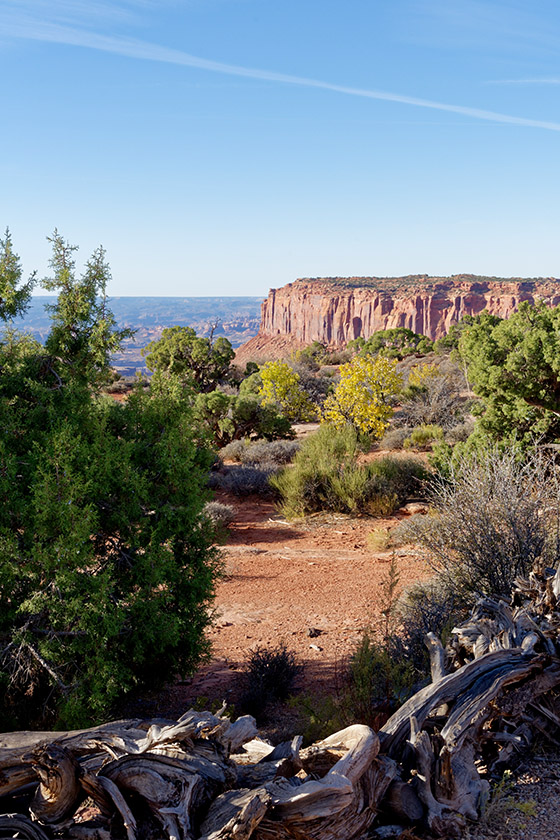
[258,360,316,422]
[322,355,402,438]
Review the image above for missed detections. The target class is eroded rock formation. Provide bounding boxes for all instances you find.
[236,274,560,360]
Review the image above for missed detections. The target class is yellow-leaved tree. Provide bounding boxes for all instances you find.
[322,355,402,437]
[258,360,316,422]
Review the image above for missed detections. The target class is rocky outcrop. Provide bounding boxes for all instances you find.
[236,274,560,360]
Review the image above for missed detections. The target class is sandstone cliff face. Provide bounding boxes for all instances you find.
[236,275,560,360]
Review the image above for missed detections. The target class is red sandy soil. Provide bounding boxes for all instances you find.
[149,488,430,719]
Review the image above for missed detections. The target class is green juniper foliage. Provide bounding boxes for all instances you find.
[0,228,35,321]
[43,230,134,386]
[143,324,235,392]
[0,233,220,729]
[459,303,560,444]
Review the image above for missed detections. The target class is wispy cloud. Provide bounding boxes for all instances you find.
[487,78,560,85]
[414,0,560,54]
[4,12,560,132]
[0,1,161,30]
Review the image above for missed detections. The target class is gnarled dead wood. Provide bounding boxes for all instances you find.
[2,561,560,839]
[198,788,271,840]
[28,744,82,824]
[0,814,51,840]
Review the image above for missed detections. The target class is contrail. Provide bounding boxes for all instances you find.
[7,18,560,132]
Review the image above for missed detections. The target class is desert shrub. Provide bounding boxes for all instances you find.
[220,438,251,462]
[389,513,429,547]
[293,341,327,370]
[445,418,475,444]
[408,446,560,604]
[395,363,466,429]
[326,348,352,365]
[366,528,391,551]
[403,424,445,450]
[215,382,239,397]
[221,439,299,466]
[367,456,429,502]
[289,363,333,410]
[239,643,301,719]
[378,426,412,450]
[241,439,300,466]
[346,632,416,729]
[209,465,278,496]
[203,501,235,534]
[395,577,463,674]
[271,426,427,517]
[104,375,149,395]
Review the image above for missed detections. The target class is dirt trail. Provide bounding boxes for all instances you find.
[152,491,428,716]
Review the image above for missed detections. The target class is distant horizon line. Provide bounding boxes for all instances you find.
[30,293,267,299]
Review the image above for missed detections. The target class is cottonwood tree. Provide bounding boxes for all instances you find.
[322,355,402,438]
[258,360,316,422]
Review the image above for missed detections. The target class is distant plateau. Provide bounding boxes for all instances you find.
[22,296,264,376]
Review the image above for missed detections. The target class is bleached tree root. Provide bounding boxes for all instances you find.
[1,563,560,838]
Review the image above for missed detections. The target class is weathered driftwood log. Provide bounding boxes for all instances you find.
[2,561,560,839]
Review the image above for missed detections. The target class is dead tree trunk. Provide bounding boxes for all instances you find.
[1,562,560,838]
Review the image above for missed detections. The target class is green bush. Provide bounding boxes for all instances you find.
[0,232,221,730]
[346,632,416,729]
[194,391,293,447]
[403,424,445,450]
[271,426,428,518]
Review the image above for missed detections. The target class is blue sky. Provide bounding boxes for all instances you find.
[1,0,559,296]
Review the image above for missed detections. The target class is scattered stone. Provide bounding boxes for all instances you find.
[309,644,322,651]
[399,502,428,516]
[372,826,405,839]
[307,627,322,638]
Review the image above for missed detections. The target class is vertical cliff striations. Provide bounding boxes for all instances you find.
[236,274,560,360]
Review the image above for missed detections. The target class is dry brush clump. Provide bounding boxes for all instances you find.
[405,446,560,605]
[395,361,467,431]
[238,643,302,720]
[208,464,279,496]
